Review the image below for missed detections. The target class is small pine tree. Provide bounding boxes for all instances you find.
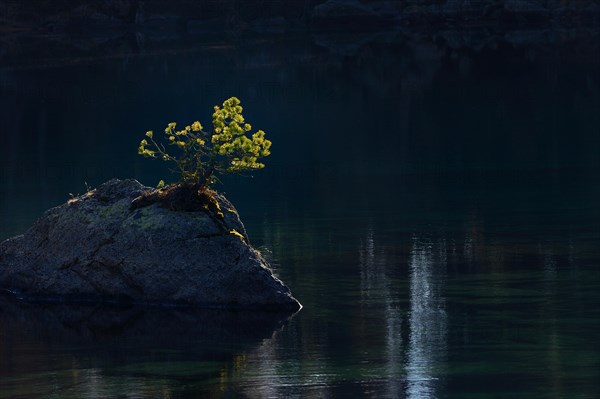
[138,97,272,190]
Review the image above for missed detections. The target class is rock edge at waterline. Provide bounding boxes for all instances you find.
[0,179,301,311]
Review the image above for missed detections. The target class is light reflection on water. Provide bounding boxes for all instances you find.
[360,223,404,398]
[202,214,598,399]
[406,237,447,399]
[1,29,600,398]
[1,217,599,398]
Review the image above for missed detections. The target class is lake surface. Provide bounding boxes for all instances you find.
[1,28,600,398]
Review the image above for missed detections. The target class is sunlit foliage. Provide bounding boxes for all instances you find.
[138,97,271,189]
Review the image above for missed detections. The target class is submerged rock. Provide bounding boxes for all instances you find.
[0,179,301,311]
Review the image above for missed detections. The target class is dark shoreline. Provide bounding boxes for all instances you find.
[1,0,598,36]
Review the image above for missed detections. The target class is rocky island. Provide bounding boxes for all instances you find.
[0,179,301,311]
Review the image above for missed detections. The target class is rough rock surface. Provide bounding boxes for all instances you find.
[0,179,301,311]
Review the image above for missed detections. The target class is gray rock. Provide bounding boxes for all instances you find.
[504,0,548,13]
[311,0,392,30]
[0,179,301,311]
[314,0,378,18]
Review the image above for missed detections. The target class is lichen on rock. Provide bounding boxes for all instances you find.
[0,179,301,311]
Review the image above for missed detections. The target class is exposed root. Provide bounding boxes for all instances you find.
[129,183,225,219]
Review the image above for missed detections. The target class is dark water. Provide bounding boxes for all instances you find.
[1,29,600,398]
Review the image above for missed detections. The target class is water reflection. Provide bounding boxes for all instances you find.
[1,26,600,399]
[406,237,447,399]
[0,295,292,398]
[359,223,404,398]
[243,213,599,398]
[239,337,283,398]
[357,226,449,398]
